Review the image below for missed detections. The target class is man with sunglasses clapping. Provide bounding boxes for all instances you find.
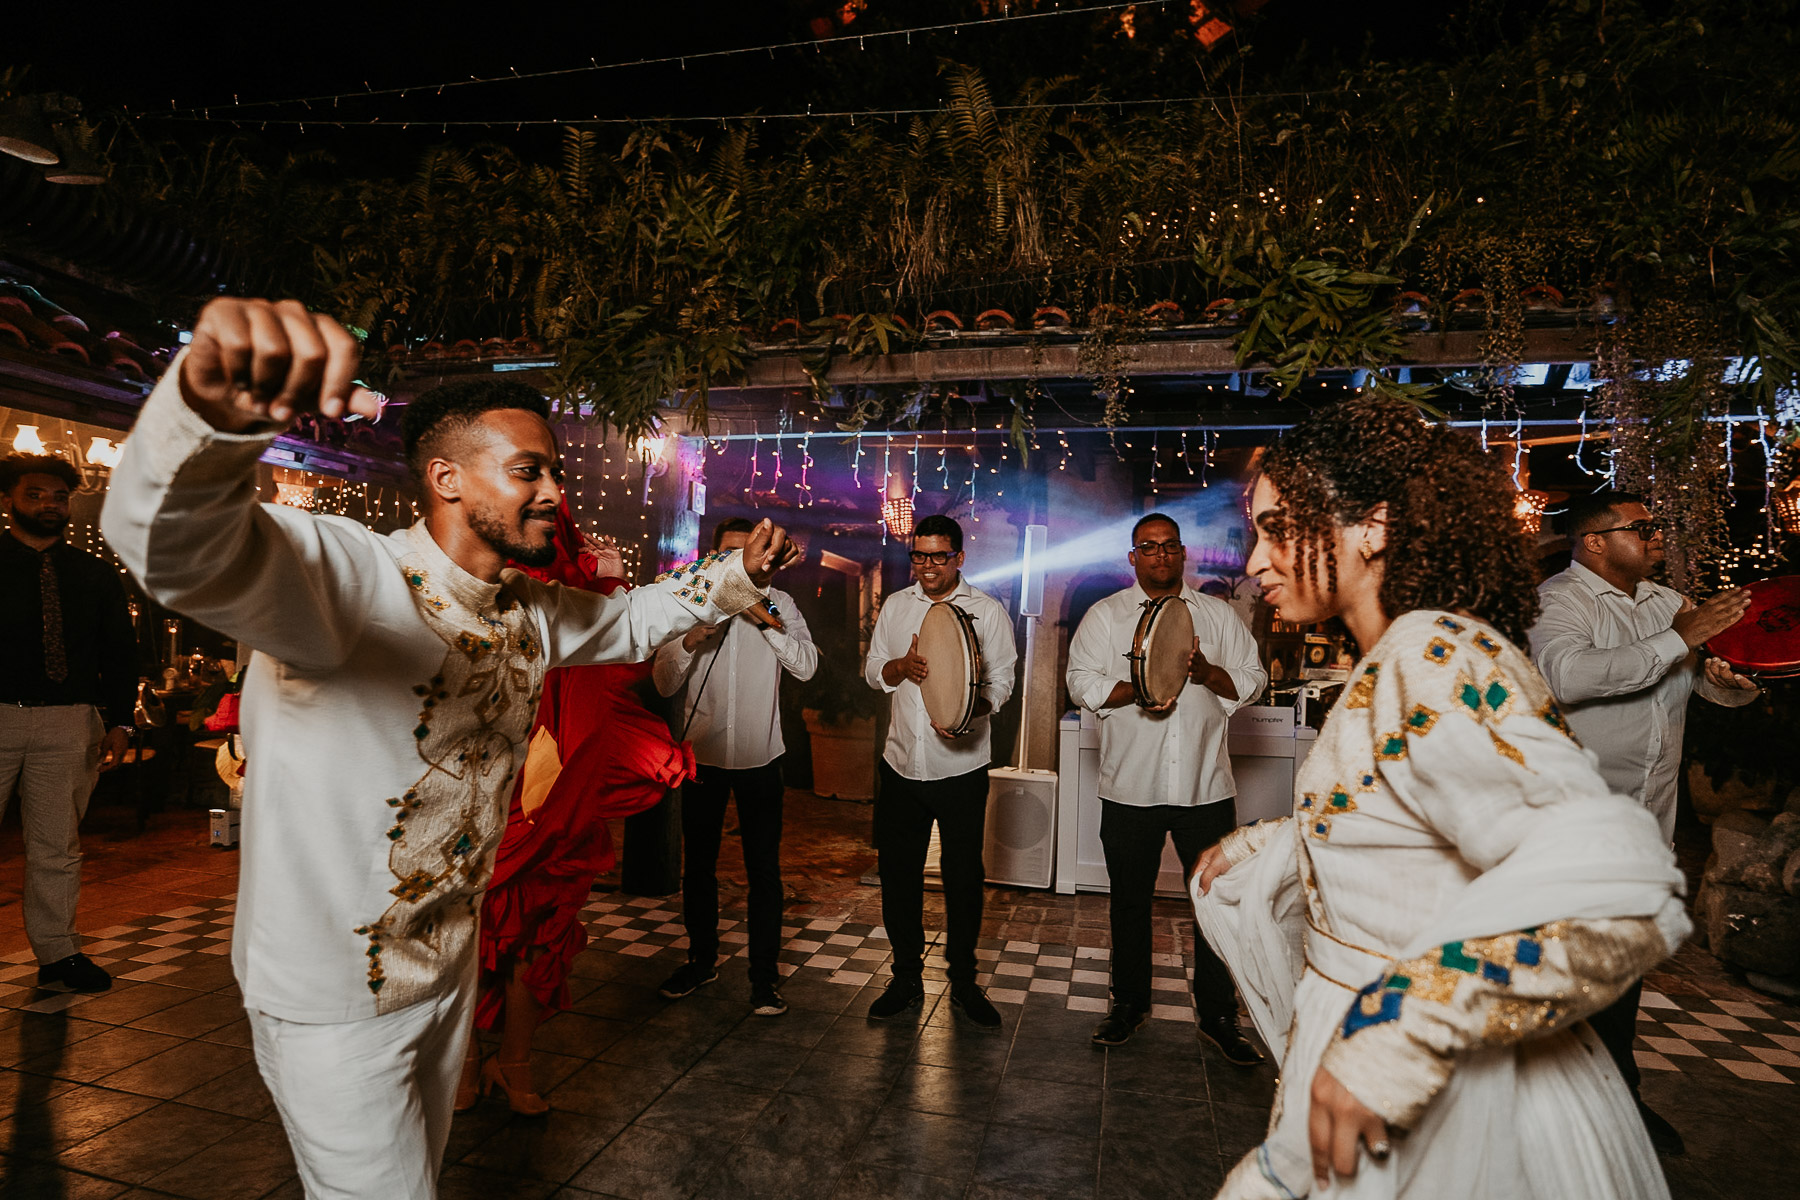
[1531,488,1758,1156]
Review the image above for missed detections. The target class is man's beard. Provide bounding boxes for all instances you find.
[469,504,557,568]
[10,510,68,539]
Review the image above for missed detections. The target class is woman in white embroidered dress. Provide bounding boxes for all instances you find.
[1193,397,1687,1199]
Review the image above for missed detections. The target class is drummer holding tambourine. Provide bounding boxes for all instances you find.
[1066,512,1268,1064]
[862,514,1018,1028]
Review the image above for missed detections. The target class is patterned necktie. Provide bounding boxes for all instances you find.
[40,551,67,683]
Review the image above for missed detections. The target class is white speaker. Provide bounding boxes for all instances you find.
[1019,524,1048,618]
[984,767,1058,888]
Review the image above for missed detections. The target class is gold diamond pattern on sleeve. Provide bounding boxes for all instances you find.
[1488,731,1526,767]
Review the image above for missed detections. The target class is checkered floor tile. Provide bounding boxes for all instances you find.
[0,903,237,1013]
[578,892,1202,1024]
[10,892,1797,1086]
[1634,989,1800,1084]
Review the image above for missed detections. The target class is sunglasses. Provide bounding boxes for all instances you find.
[1588,520,1662,542]
[1131,539,1185,559]
[909,551,956,566]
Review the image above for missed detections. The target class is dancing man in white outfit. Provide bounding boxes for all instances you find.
[103,297,795,1199]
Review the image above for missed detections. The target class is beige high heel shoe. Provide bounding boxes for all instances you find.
[481,1057,549,1116]
[454,1044,481,1113]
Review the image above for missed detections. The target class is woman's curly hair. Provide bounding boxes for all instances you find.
[1260,394,1541,647]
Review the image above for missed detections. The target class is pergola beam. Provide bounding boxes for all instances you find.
[731,327,1600,389]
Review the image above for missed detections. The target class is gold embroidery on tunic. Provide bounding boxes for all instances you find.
[355,554,546,1012]
[1483,997,1558,1044]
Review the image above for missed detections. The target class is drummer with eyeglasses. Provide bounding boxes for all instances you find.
[1066,513,1267,1062]
[1530,488,1757,1155]
[863,514,1017,1027]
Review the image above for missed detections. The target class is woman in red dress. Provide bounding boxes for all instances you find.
[457,504,696,1114]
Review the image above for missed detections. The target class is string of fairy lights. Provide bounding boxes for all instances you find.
[10,395,1793,580]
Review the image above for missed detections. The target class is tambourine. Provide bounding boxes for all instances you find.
[1127,594,1195,708]
[1706,575,1800,679]
[917,601,984,735]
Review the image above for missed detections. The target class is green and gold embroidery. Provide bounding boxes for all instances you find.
[1342,930,1548,1037]
[357,550,548,1008]
[1302,782,1361,840]
[1538,699,1578,742]
[1345,663,1380,709]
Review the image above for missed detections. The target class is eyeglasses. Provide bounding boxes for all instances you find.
[1588,520,1662,542]
[1132,540,1185,559]
[909,550,956,566]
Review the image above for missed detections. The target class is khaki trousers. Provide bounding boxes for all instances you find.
[0,704,103,963]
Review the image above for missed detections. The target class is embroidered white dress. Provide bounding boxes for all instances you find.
[1195,610,1689,1200]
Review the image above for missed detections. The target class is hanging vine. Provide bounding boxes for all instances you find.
[93,0,1798,508]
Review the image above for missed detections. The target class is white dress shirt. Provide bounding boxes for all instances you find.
[1531,561,1757,841]
[864,577,1018,782]
[1066,583,1267,808]
[653,585,817,770]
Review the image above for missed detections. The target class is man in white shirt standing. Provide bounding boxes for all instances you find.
[862,514,1017,1027]
[101,298,794,1200]
[1066,513,1267,1062]
[1531,488,1758,1154]
[653,516,818,1018]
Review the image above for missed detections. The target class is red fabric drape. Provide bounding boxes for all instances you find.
[475,502,693,1031]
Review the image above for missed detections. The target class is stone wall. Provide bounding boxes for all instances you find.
[1693,776,1800,992]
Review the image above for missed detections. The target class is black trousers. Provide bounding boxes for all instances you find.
[1588,977,1644,1099]
[681,759,785,986]
[1099,798,1239,1020]
[875,761,989,987]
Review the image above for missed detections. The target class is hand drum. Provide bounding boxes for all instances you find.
[1707,575,1800,679]
[917,601,984,735]
[1128,595,1194,708]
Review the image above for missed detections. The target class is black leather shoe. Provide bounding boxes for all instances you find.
[1196,1014,1264,1065]
[950,984,1002,1029]
[657,960,718,1000]
[1637,1101,1686,1156]
[37,953,111,993]
[1091,1004,1148,1046]
[868,977,926,1019]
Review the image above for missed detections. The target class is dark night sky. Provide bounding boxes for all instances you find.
[8,1,1487,173]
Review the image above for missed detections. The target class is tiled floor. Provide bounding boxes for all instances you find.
[2,794,1798,1199]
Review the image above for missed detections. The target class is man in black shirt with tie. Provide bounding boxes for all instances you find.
[1,454,138,992]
